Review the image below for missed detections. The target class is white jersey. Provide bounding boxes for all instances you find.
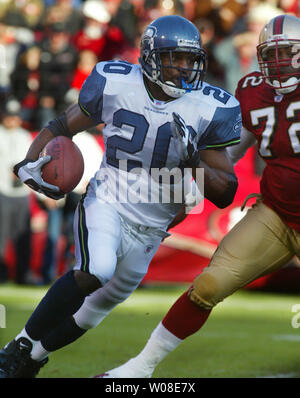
[78,61,241,230]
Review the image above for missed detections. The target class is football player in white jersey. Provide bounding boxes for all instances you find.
[0,15,241,378]
[95,14,300,379]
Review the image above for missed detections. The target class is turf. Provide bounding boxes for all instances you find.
[1,282,300,378]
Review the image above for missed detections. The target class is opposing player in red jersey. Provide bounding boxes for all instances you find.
[96,14,300,378]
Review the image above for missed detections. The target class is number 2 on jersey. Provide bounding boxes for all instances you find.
[250,101,300,157]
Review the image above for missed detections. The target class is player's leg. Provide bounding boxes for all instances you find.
[98,201,295,378]
[72,223,164,333]
[39,253,152,366]
[0,194,13,282]
[0,198,121,377]
[0,270,92,378]
[6,220,165,377]
[12,196,31,284]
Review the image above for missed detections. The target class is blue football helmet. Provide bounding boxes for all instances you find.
[139,15,207,98]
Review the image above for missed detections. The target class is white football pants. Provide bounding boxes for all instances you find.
[72,195,168,330]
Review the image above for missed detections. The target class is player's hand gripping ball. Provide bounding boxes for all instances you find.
[40,136,84,194]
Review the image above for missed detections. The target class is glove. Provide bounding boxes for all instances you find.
[171,112,200,167]
[13,156,65,200]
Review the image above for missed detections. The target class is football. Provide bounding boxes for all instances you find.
[40,136,84,194]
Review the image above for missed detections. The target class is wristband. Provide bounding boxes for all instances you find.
[46,112,71,137]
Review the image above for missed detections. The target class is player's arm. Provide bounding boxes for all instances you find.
[166,176,203,231]
[198,127,256,207]
[171,108,240,209]
[14,63,104,199]
[13,104,97,199]
[196,148,237,208]
[25,104,95,161]
[26,104,95,160]
[226,127,256,165]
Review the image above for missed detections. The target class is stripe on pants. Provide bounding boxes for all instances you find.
[78,198,90,273]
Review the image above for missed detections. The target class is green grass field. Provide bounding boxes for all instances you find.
[1,282,300,378]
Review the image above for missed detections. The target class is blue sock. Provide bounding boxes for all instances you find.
[41,316,87,352]
[25,271,86,340]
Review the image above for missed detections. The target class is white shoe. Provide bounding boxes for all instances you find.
[94,358,154,378]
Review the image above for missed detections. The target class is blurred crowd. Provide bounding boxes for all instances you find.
[0,0,299,285]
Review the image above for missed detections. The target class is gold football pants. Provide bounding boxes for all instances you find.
[190,199,300,309]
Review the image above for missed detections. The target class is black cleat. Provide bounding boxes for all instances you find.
[0,337,48,378]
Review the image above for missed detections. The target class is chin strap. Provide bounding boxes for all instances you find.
[143,72,185,100]
[143,69,186,98]
[158,78,186,98]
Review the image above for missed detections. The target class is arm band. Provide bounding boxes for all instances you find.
[46,112,72,137]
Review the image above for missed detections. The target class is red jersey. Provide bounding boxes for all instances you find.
[235,71,300,231]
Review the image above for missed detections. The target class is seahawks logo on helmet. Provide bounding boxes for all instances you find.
[141,26,157,58]
[144,26,157,39]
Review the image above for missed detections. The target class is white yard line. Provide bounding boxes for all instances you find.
[256,372,298,378]
[272,334,300,342]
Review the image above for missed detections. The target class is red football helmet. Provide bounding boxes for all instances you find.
[257,14,300,94]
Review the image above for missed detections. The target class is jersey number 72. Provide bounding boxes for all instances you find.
[250,101,300,157]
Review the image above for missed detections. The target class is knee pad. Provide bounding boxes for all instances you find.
[189,273,220,310]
